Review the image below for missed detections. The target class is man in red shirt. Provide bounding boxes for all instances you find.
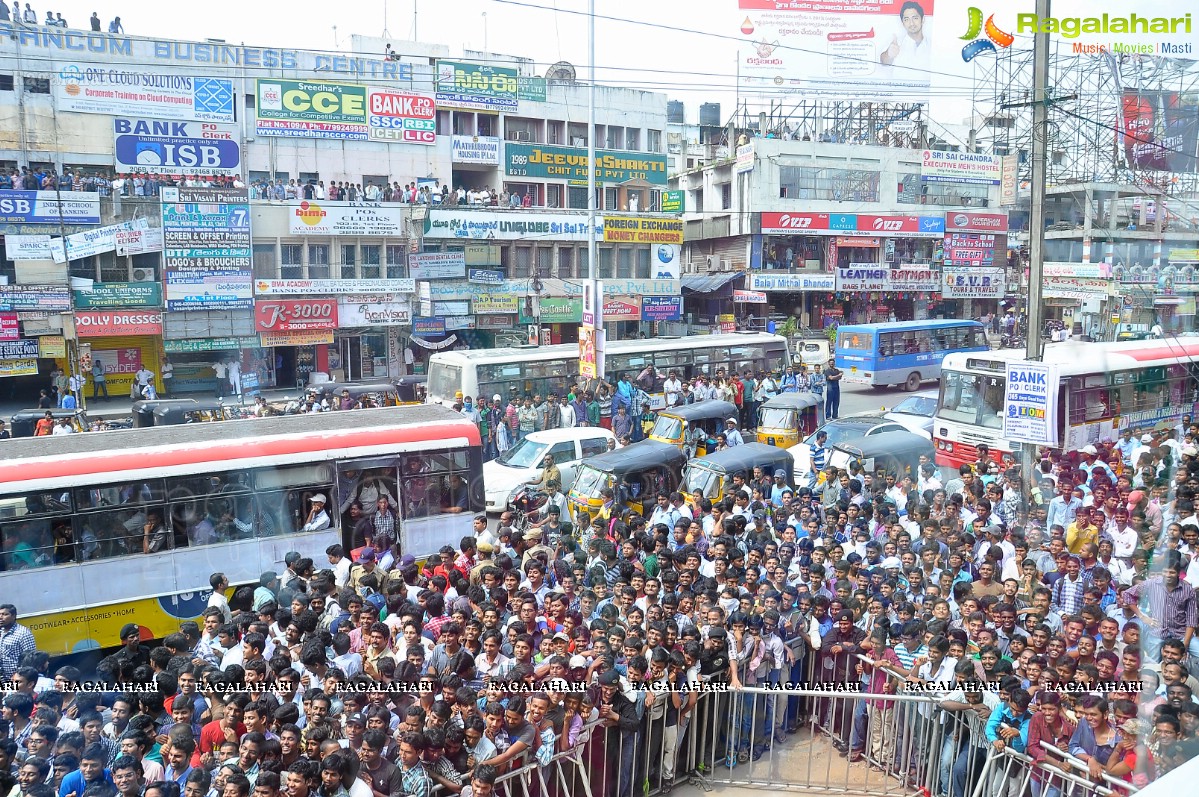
[193,693,247,768]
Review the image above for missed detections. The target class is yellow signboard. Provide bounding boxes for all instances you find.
[471,292,520,313]
[0,359,38,377]
[602,217,684,245]
[38,336,67,358]
[259,330,334,347]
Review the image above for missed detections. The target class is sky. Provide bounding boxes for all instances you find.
[32,0,1199,135]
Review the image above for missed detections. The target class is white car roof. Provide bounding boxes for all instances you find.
[522,428,615,445]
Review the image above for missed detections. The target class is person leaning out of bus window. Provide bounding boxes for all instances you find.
[143,510,170,554]
[302,494,332,533]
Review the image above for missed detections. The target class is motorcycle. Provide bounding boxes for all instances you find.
[507,485,548,530]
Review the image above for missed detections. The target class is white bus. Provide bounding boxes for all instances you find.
[426,333,791,408]
[933,338,1199,469]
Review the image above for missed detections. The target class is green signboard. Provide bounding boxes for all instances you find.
[164,336,259,353]
[518,76,546,102]
[254,79,368,140]
[506,143,669,186]
[661,190,684,213]
[520,297,582,325]
[436,60,518,99]
[73,282,162,309]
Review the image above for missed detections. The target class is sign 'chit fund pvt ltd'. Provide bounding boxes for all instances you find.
[505,143,668,186]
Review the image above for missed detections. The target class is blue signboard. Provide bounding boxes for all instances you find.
[114,119,242,177]
[0,190,101,225]
[413,317,447,336]
[829,214,857,232]
[468,269,505,285]
[918,216,946,234]
[641,296,683,322]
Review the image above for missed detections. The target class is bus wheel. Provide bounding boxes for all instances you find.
[905,372,921,391]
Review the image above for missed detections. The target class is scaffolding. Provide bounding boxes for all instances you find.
[970,42,1199,196]
[732,98,931,150]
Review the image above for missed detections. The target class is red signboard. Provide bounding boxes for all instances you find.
[855,214,924,234]
[945,211,1007,232]
[603,298,641,321]
[761,212,831,234]
[254,299,339,332]
[0,313,17,341]
[74,311,163,337]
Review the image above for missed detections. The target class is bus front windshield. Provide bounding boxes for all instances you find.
[426,362,462,404]
[651,415,684,441]
[937,370,1005,429]
[571,465,608,499]
[758,407,796,430]
[683,466,722,499]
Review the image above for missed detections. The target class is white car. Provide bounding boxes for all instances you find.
[883,389,938,438]
[483,427,616,513]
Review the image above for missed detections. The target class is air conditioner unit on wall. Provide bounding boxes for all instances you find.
[719,259,731,272]
[131,268,155,282]
[684,262,697,274]
[706,256,715,272]
[510,131,530,142]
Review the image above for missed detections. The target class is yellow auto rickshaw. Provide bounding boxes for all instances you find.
[649,400,739,458]
[682,443,795,510]
[395,376,428,405]
[566,440,687,525]
[756,392,821,448]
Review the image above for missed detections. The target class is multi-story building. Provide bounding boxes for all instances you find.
[671,137,1015,330]
[0,26,678,399]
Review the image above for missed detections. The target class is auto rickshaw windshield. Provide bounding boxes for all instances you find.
[571,465,608,498]
[759,406,796,429]
[651,415,683,440]
[683,466,721,499]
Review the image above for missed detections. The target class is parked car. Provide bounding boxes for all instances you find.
[787,414,910,478]
[483,427,616,513]
[882,389,938,438]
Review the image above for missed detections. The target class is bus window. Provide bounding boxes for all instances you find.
[255,464,337,536]
[166,475,254,548]
[427,362,462,404]
[400,449,475,518]
[839,332,873,350]
[0,518,58,570]
[75,482,163,510]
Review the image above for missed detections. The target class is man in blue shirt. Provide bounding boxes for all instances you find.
[58,744,112,797]
[1046,481,1081,531]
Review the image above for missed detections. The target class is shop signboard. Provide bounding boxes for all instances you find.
[464,245,501,266]
[945,212,1007,233]
[641,296,683,322]
[424,209,602,241]
[761,212,834,234]
[0,191,101,226]
[661,191,684,213]
[1000,155,1018,206]
[413,317,447,336]
[162,186,252,310]
[0,359,37,377]
[4,234,64,261]
[734,143,755,174]
[75,311,164,337]
[65,219,145,260]
[409,252,467,280]
[288,201,407,235]
[38,336,67,358]
[1003,362,1060,447]
[113,118,242,176]
[115,225,164,256]
[55,68,235,122]
[435,60,519,112]
[259,330,334,347]
[944,233,997,266]
[921,150,1002,185]
[0,313,17,341]
[942,266,1006,299]
[0,339,40,359]
[475,314,515,330]
[733,290,768,304]
[835,236,880,248]
[73,282,163,309]
[746,273,836,292]
[601,217,684,245]
[254,298,339,332]
[337,296,412,327]
[366,88,436,144]
[254,278,415,295]
[887,265,939,292]
[468,269,505,285]
[255,79,369,140]
[1043,262,1111,279]
[835,264,889,292]
[602,297,641,321]
[451,135,501,164]
[855,214,945,237]
[520,297,582,325]
[505,142,668,186]
[0,285,71,311]
[164,336,258,353]
[472,292,520,314]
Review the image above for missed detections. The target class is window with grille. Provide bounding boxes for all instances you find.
[281,244,303,279]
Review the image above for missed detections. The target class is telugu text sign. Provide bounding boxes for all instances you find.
[114,118,241,176]
[424,210,602,241]
[54,67,235,122]
[1003,362,1060,447]
[255,79,368,140]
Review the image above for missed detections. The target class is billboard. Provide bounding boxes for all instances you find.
[75,311,164,337]
[161,187,253,310]
[1003,362,1060,447]
[73,282,163,309]
[255,79,368,140]
[54,66,235,122]
[367,88,436,144]
[255,298,339,332]
[602,218,684,245]
[1120,90,1199,172]
[921,150,1002,185]
[114,119,242,176]
[288,202,407,236]
[942,266,1006,299]
[737,0,935,101]
[0,191,101,225]
[451,135,501,164]
[435,60,521,112]
[505,143,669,186]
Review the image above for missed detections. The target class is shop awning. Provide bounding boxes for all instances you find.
[682,272,743,293]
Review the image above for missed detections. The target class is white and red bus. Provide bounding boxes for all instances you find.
[0,405,482,655]
[933,338,1199,469]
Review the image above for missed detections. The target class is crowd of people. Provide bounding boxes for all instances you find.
[0,169,242,196]
[0,3,123,31]
[1,383,1198,797]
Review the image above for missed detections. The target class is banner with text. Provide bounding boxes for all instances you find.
[451,135,501,164]
[942,266,1006,299]
[0,190,101,225]
[114,118,241,176]
[162,186,253,310]
[506,143,668,186]
[55,69,235,122]
[602,217,684,245]
[288,201,407,235]
[1003,361,1060,447]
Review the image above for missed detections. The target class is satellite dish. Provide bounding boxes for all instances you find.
[545,61,576,83]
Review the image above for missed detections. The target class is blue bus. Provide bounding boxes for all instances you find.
[834,320,989,391]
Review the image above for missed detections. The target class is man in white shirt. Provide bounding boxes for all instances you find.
[663,371,683,407]
[301,494,331,532]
